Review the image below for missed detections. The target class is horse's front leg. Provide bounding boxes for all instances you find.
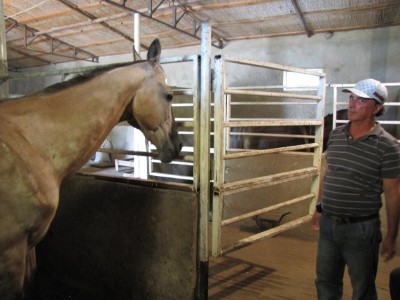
[0,237,29,300]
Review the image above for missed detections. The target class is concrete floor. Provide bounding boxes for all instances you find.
[208,226,400,300]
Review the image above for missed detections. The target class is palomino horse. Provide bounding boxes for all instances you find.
[0,39,182,300]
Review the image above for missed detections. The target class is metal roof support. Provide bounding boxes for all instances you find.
[290,0,312,37]
[8,17,99,63]
[56,0,135,43]
[103,0,224,49]
[34,12,131,37]
[147,0,152,16]
[10,47,51,66]
[149,0,166,16]
[172,5,186,27]
[0,0,9,97]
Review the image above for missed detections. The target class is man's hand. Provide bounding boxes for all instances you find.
[312,211,320,232]
[381,236,396,261]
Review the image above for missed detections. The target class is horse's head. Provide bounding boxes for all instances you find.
[129,39,182,163]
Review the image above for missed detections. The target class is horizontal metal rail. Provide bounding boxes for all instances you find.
[224,143,319,159]
[218,167,319,196]
[229,132,315,139]
[336,120,400,125]
[224,56,326,76]
[336,101,400,107]
[149,172,193,181]
[225,119,322,127]
[97,148,192,161]
[230,101,316,105]
[225,89,321,100]
[218,215,312,256]
[221,193,314,226]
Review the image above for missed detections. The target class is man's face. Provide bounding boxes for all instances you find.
[347,93,381,121]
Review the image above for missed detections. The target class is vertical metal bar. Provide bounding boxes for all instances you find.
[333,86,338,129]
[132,13,147,179]
[197,21,211,300]
[226,94,231,151]
[0,0,9,98]
[212,57,224,200]
[211,55,224,256]
[309,74,326,214]
[192,55,201,191]
[133,13,141,61]
[192,19,197,35]
[172,6,177,27]
[147,0,152,16]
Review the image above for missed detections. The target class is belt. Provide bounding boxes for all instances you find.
[324,212,379,224]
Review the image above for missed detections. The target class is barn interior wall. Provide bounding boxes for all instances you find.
[9,26,400,116]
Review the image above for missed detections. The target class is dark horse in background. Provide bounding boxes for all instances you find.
[229,109,349,153]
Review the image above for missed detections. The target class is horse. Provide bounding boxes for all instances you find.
[0,39,182,300]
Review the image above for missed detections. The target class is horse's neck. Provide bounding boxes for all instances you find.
[1,63,147,180]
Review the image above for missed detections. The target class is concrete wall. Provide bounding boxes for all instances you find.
[9,27,400,115]
[35,175,199,300]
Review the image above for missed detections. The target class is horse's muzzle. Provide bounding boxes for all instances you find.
[160,136,182,163]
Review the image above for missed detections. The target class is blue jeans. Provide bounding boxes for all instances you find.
[315,213,382,300]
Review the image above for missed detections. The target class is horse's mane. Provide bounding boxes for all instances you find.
[40,60,143,94]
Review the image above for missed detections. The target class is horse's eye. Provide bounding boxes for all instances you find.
[166,93,173,101]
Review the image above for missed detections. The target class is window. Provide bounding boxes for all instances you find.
[283,69,322,91]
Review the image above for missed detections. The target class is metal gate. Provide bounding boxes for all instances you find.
[211,56,326,256]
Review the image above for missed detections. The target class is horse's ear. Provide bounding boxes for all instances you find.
[147,39,161,66]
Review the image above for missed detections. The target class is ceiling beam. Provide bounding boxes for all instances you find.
[55,0,133,44]
[6,17,98,63]
[290,0,311,37]
[102,0,225,49]
[56,0,143,57]
[8,46,51,64]
[174,0,282,12]
[34,12,131,37]
[11,2,102,24]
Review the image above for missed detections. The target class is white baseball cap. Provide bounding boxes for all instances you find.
[342,78,388,104]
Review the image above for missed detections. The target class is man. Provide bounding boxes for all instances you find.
[313,78,400,299]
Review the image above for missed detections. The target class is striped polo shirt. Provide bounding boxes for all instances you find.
[321,122,400,217]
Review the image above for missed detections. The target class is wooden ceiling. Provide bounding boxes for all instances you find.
[3,0,400,70]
